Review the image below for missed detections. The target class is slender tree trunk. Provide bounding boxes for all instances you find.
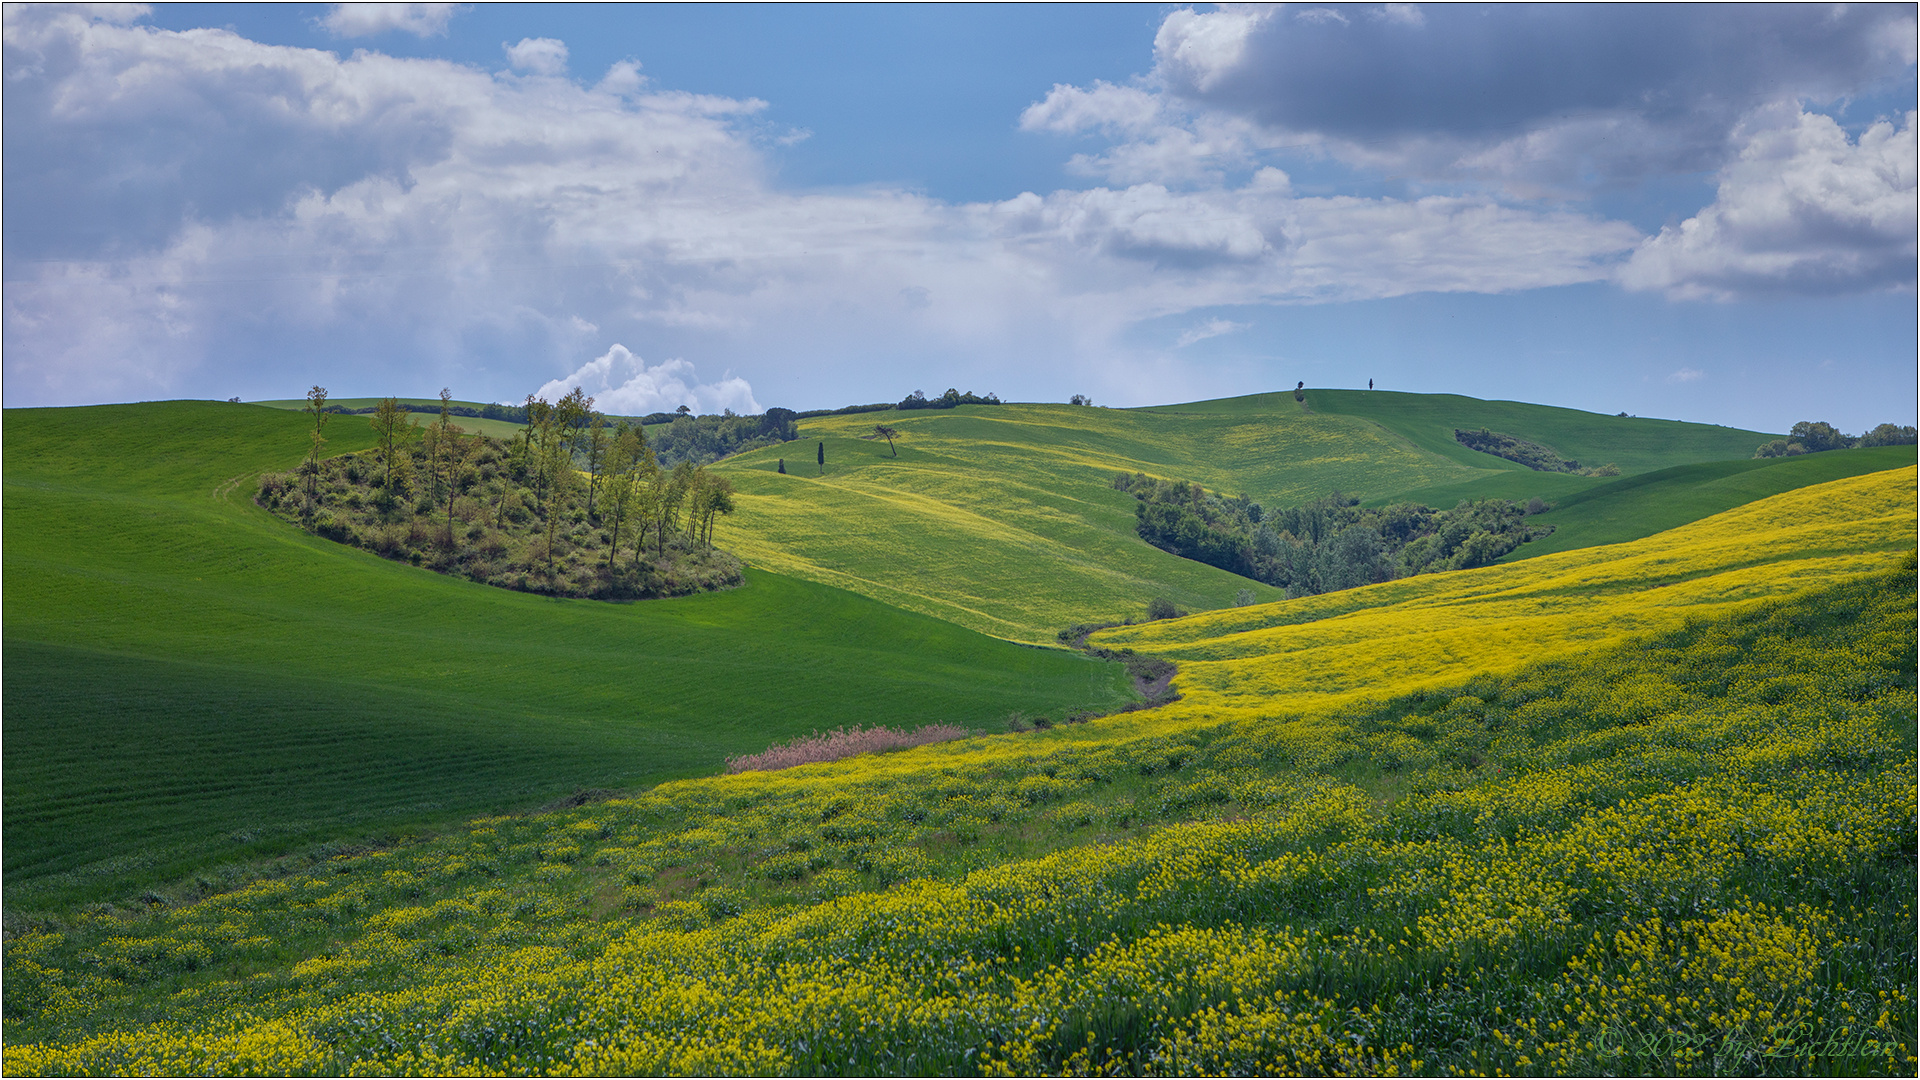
[547,502,560,574]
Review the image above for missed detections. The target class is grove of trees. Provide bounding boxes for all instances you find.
[897,388,1000,410]
[1454,428,1618,475]
[1755,420,1917,458]
[259,391,742,600]
[1115,472,1554,599]
[641,408,798,469]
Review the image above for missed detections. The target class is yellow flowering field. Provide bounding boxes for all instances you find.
[5,476,1913,1076]
[1096,467,1916,716]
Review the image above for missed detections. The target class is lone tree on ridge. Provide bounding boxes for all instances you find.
[873,424,900,456]
[302,385,330,508]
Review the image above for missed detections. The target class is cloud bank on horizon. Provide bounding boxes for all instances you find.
[3,3,1913,430]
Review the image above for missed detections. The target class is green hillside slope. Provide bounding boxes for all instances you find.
[3,403,1129,909]
[1281,388,1775,472]
[1512,445,1919,559]
[253,397,529,438]
[9,511,1911,1075]
[712,402,1472,642]
[710,393,1808,643]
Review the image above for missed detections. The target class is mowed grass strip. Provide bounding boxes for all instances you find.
[3,402,1130,909]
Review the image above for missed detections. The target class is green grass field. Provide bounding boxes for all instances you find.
[8,534,1911,1075]
[6,391,1901,910]
[251,397,481,410]
[1511,445,1918,559]
[1285,387,1776,472]
[7,390,1914,1075]
[251,397,530,439]
[710,401,1469,642]
[708,393,1809,642]
[3,403,1130,909]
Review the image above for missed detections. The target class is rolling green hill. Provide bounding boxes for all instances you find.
[252,397,530,439]
[8,495,1911,1075]
[708,392,1818,643]
[7,391,1913,1073]
[1275,387,1776,472]
[1511,445,1918,559]
[8,390,1898,909]
[3,402,1129,909]
[710,401,1465,642]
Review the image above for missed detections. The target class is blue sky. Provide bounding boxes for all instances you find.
[5,3,1914,434]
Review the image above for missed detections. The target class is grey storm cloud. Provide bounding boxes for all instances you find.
[1157,4,1915,146]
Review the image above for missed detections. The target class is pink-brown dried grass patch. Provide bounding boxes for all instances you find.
[725,724,971,774]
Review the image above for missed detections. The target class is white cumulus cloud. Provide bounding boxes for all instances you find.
[1621,107,1917,300]
[1153,6,1273,95]
[320,3,460,39]
[0,6,1667,409]
[504,37,568,77]
[534,345,760,417]
[1020,81,1162,136]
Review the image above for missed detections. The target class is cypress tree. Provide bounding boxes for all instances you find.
[817,441,824,474]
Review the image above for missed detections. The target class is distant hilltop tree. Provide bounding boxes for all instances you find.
[898,388,1000,410]
[302,385,330,508]
[1070,394,1093,406]
[1755,420,1917,458]
[1789,421,1848,453]
[1861,423,1918,446]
